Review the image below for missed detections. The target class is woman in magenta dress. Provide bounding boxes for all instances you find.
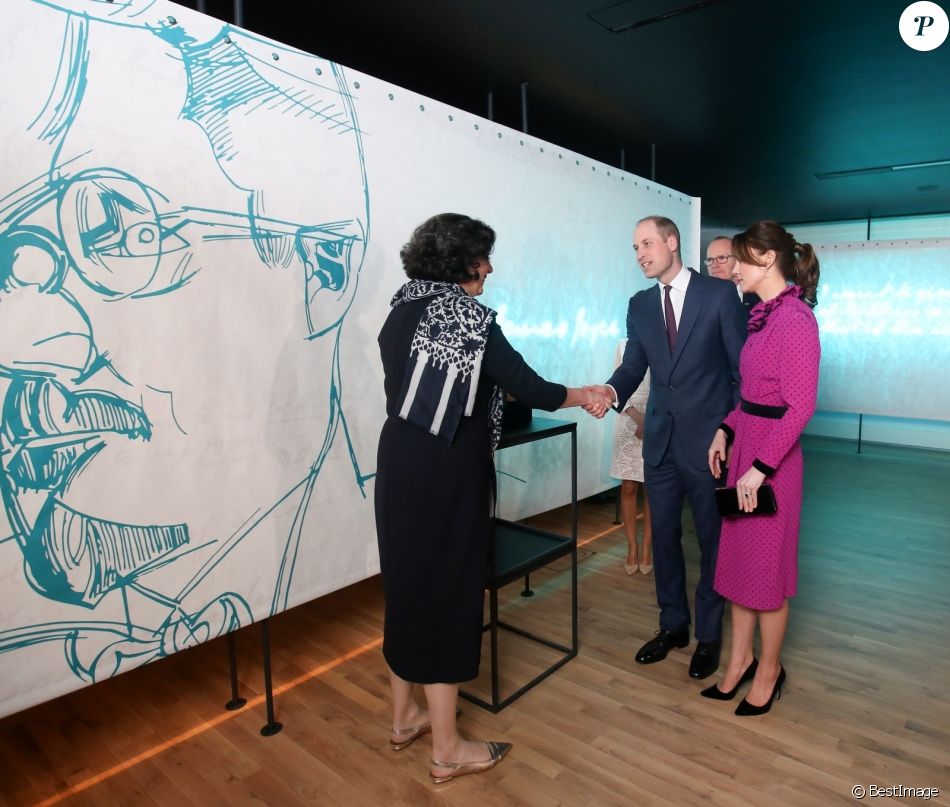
[703,221,820,715]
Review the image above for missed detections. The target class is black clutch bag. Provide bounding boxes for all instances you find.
[715,485,777,517]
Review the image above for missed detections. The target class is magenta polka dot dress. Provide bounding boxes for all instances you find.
[714,285,821,611]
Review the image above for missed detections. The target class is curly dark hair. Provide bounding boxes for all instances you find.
[400,213,496,282]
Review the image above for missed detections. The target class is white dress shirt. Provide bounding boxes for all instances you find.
[659,264,690,330]
[606,264,691,406]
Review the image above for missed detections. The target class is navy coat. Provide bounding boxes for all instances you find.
[606,269,746,470]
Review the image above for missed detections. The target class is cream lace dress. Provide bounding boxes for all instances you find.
[609,339,651,482]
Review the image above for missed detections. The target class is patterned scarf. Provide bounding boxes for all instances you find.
[390,280,505,449]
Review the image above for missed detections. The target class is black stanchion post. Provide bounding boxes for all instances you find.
[225,632,246,711]
[857,413,864,454]
[571,428,578,652]
[490,588,500,706]
[520,82,528,134]
[259,618,283,736]
[520,573,534,598]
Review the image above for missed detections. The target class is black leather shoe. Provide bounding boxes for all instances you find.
[688,640,722,679]
[635,628,689,664]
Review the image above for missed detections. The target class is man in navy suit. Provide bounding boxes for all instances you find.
[592,216,746,679]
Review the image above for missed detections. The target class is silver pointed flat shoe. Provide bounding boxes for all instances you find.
[429,741,512,783]
[390,722,431,751]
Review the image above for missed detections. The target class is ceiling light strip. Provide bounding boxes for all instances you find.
[816,159,950,180]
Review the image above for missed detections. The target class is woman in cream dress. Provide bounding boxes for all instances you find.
[609,340,652,575]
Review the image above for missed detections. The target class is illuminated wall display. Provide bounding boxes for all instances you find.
[813,240,950,422]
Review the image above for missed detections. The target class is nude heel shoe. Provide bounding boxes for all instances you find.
[624,547,639,575]
[638,551,653,574]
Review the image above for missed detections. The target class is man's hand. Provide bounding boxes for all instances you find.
[581,385,615,418]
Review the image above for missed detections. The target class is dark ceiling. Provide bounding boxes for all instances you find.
[182,0,950,226]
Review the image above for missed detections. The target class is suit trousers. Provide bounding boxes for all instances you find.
[644,426,724,642]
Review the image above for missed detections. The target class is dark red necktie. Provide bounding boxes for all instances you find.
[664,284,677,352]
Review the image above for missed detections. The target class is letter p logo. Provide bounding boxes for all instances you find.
[900,2,948,50]
[915,15,935,35]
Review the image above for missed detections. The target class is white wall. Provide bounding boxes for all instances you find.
[0,0,697,715]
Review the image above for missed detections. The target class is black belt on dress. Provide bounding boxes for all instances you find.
[740,398,787,419]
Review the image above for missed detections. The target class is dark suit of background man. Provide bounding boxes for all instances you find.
[594,216,746,679]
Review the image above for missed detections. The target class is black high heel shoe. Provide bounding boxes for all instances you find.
[735,665,786,716]
[700,658,758,701]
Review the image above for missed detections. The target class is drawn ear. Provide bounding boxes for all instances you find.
[302,219,366,339]
[0,226,69,292]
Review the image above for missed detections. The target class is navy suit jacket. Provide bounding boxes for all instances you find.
[606,269,746,470]
[742,291,760,317]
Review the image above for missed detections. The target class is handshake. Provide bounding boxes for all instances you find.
[578,385,615,419]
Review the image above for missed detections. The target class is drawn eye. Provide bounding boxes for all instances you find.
[96,221,188,259]
[57,169,168,296]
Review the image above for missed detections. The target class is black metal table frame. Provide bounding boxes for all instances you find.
[460,417,578,712]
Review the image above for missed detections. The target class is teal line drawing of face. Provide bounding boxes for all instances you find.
[0,1,370,690]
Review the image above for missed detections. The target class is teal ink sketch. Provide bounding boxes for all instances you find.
[0,0,371,691]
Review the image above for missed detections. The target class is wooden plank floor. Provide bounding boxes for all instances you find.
[2,436,949,806]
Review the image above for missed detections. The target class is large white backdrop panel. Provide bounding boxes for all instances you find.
[356,89,699,522]
[814,240,950,420]
[0,0,697,716]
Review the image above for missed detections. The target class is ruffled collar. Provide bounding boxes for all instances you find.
[748,284,802,333]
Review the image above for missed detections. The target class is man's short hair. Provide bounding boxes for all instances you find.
[637,215,681,255]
